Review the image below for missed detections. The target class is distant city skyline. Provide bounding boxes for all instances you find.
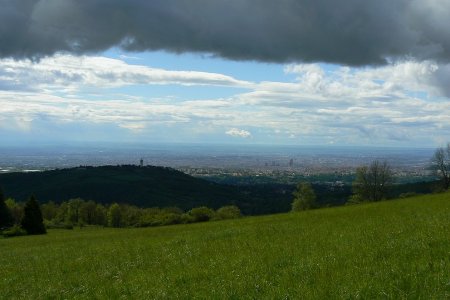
[0,143,435,176]
[1,1,450,148]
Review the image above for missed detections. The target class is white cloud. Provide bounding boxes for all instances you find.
[225,128,252,138]
[118,122,147,132]
[0,54,450,146]
[0,55,253,93]
[118,54,141,60]
[284,60,450,98]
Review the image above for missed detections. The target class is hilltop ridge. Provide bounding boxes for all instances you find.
[0,165,245,211]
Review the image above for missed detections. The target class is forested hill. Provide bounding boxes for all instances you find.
[0,165,439,215]
[0,165,249,211]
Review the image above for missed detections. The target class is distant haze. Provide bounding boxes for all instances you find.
[0,144,435,176]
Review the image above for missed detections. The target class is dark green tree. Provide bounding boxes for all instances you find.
[80,200,97,225]
[352,160,393,202]
[21,195,46,235]
[0,187,14,229]
[94,204,107,226]
[107,203,122,227]
[291,182,316,211]
[41,201,58,221]
[66,198,85,225]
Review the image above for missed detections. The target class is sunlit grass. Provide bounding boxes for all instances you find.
[1,193,449,299]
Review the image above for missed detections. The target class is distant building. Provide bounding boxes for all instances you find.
[140,158,144,167]
[289,158,294,167]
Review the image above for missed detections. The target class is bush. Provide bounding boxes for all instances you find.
[3,225,27,238]
[44,220,74,230]
[180,213,195,224]
[215,205,241,220]
[159,213,182,225]
[188,206,215,222]
[431,183,447,194]
[0,187,14,228]
[137,217,161,227]
[399,192,421,198]
[346,194,364,205]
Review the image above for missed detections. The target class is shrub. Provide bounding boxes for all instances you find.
[137,216,161,227]
[215,205,241,220]
[180,213,195,224]
[0,187,14,229]
[44,220,74,230]
[159,213,182,225]
[5,198,23,225]
[399,192,421,198]
[3,225,27,238]
[188,206,215,222]
[346,194,364,205]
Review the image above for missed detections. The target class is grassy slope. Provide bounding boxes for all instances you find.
[1,193,449,299]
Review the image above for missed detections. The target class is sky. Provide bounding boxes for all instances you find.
[1,0,450,147]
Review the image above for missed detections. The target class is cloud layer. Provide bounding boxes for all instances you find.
[1,55,450,146]
[0,55,251,92]
[1,0,450,65]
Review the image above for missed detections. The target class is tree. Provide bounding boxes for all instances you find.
[352,160,393,202]
[120,204,143,227]
[5,198,23,225]
[0,187,14,229]
[80,200,98,225]
[94,204,107,226]
[291,182,316,211]
[21,195,46,235]
[431,143,450,191]
[67,198,85,225]
[107,203,122,227]
[54,201,69,224]
[41,201,58,221]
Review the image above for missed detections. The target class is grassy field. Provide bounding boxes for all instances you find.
[1,193,449,299]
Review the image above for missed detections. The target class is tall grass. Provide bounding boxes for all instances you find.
[1,193,449,299]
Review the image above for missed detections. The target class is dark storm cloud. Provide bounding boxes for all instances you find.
[1,0,450,65]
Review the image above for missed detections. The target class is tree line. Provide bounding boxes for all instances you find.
[0,190,46,237]
[0,189,241,237]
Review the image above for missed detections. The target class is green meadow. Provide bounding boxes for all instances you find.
[1,193,449,299]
